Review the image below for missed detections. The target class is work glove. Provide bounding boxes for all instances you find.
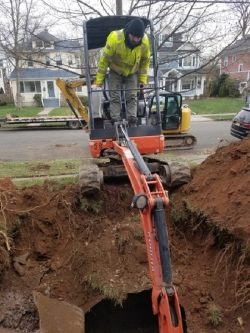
[138,83,144,98]
[139,83,144,94]
[93,80,103,88]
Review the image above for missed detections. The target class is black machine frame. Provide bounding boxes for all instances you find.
[82,15,162,140]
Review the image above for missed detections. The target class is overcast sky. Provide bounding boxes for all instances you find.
[39,0,241,56]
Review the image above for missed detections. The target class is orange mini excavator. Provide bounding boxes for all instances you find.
[77,15,188,332]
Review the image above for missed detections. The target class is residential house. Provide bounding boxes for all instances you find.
[9,29,85,107]
[156,33,205,98]
[220,35,250,94]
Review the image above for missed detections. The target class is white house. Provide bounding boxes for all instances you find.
[157,33,206,98]
[9,29,86,107]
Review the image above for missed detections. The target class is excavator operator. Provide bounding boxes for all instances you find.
[95,18,150,127]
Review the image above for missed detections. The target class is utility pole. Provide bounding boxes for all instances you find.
[116,0,123,15]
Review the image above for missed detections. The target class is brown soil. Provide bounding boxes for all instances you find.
[0,138,250,333]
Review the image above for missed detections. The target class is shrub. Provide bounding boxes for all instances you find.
[219,77,240,97]
[207,303,223,327]
[33,94,42,107]
[78,95,88,107]
[207,74,240,97]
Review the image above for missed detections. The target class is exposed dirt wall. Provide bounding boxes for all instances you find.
[0,138,249,333]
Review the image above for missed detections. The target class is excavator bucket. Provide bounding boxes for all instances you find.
[34,292,85,333]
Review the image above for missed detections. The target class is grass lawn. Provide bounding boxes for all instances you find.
[186,97,245,115]
[0,105,43,117]
[0,159,81,188]
[0,159,81,179]
[49,107,72,116]
[1,98,244,119]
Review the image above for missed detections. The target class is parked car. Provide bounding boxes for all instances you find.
[231,107,250,139]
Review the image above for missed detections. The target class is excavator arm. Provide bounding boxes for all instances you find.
[113,123,187,333]
[56,78,88,126]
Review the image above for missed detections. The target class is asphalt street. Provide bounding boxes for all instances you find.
[0,119,239,162]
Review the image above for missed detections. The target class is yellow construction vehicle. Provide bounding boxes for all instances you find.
[148,90,196,149]
[56,78,88,128]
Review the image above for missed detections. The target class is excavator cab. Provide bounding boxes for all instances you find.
[149,91,182,131]
[148,90,196,149]
[83,16,164,158]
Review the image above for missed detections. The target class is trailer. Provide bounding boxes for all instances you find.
[0,114,84,129]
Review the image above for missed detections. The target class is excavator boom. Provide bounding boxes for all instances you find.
[56,78,88,126]
[114,123,186,332]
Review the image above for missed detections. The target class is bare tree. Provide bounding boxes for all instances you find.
[230,0,250,37]
[0,0,45,110]
[39,0,245,94]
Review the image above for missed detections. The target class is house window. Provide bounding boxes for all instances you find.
[238,63,243,72]
[224,56,228,67]
[44,41,52,48]
[46,56,50,66]
[20,81,41,93]
[178,58,182,67]
[27,60,33,67]
[183,56,192,67]
[192,57,196,67]
[182,81,192,90]
[158,34,173,47]
[36,40,43,48]
[75,56,80,69]
[68,56,73,66]
[55,54,62,65]
[232,55,236,62]
[76,86,82,92]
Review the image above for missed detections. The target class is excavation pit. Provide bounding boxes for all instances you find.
[85,290,158,333]
[0,139,249,332]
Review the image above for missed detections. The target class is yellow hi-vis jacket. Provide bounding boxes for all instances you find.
[96,29,150,85]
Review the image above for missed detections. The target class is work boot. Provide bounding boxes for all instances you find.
[128,116,137,127]
[111,118,120,125]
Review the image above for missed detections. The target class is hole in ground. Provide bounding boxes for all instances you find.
[85,289,158,333]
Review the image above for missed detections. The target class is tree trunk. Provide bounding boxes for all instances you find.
[116,0,123,15]
[15,57,22,111]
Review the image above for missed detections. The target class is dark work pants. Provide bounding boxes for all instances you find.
[109,70,138,123]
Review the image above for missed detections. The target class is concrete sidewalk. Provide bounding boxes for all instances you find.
[191,113,235,121]
[191,115,212,121]
[37,108,55,116]
[36,109,234,122]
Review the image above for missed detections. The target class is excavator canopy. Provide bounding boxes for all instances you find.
[86,16,151,50]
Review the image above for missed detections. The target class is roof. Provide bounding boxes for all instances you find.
[158,39,199,53]
[9,68,79,80]
[162,68,205,77]
[223,35,250,55]
[26,29,82,52]
[34,29,60,43]
[159,40,184,52]
[54,40,82,52]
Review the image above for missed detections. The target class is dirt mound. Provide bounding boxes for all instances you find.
[0,139,249,332]
[174,137,250,243]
